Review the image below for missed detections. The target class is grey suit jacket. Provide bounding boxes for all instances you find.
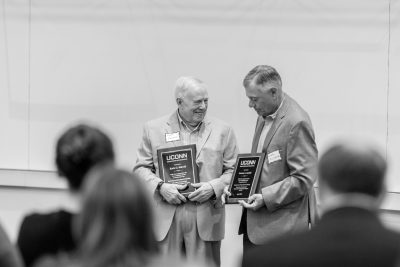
[242,94,318,244]
[134,111,239,241]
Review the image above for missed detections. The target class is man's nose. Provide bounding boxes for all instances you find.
[249,99,255,108]
[199,101,207,109]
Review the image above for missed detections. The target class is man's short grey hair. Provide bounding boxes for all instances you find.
[319,140,387,197]
[243,65,282,88]
[174,76,205,99]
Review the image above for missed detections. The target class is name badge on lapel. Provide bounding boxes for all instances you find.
[165,132,180,142]
[267,150,281,164]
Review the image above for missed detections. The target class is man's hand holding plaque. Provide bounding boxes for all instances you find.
[188,182,214,203]
[159,183,188,205]
[225,153,265,204]
[238,194,264,210]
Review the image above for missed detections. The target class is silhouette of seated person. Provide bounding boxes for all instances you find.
[17,124,115,267]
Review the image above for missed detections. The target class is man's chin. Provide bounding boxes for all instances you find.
[194,113,205,120]
[255,110,263,116]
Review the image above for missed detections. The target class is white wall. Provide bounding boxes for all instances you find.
[1,0,400,191]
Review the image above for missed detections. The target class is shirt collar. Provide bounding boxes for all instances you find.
[176,110,203,132]
[264,96,285,121]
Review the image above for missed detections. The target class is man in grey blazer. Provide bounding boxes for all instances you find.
[236,65,318,253]
[134,76,239,266]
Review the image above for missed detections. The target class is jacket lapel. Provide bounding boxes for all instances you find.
[261,94,290,151]
[165,112,182,147]
[196,117,212,159]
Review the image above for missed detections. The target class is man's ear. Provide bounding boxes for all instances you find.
[270,88,277,98]
[176,98,182,105]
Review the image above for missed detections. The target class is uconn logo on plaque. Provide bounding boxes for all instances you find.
[240,159,256,166]
[166,153,188,161]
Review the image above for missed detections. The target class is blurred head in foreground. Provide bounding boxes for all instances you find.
[318,139,387,212]
[74,166,157,267]
[55,123,115,191]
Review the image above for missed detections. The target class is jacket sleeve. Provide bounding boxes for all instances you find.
[208,126,239,198]
[261,120,318,211]
[133,123,162,193]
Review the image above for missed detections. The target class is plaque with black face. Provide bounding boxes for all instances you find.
[227,153,265,204]
[157,144,199,197]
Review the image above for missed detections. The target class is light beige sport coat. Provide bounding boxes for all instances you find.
[241,94,319,244]
[134,111,239,242]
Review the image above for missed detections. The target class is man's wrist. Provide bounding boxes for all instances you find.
[208,182,217,200]
[156,180,165,192]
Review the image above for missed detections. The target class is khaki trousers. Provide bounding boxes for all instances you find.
[159,202,221,267]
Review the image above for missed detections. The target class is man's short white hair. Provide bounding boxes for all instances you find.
[174,76,205,99]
